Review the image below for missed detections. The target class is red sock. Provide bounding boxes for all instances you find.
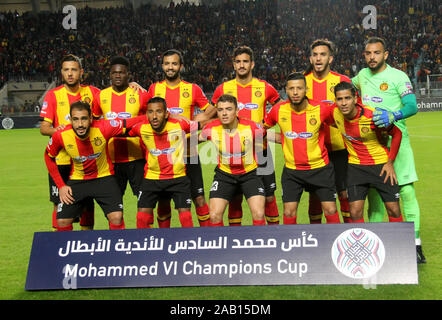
[137,211,153,229]
[109,220,125,230]
[56,224,73,232]
[209,220,224,227]
[265,198,280,224]
[388,215,403,222]
[325,211,341,224]
[179,211,194,227]
[196,204,210,227]
[253,219,266,225]
[157,214,171,228]
[52,208,58,230]
[338,196,352,223]
[351,218,365,223]
[228,198,243,226]
[80,208,94,230]
[283,215,297,224]
[308,198,323,224]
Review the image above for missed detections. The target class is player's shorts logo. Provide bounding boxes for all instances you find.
[379,83,389,91]
[331,228,385,279]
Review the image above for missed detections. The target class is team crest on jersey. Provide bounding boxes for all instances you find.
[129,97,136,104]
[309,118,317,126]
[83,97,91,104]
[182,92,190,98]
[361,127,369,134]
[329,83,337,93]
[255,90,262,97]
[379,82,389,91]
[94,137,103,146]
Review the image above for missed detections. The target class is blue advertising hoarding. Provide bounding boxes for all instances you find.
[25,223,418,290]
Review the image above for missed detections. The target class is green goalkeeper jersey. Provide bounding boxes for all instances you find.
[352,64,414,133]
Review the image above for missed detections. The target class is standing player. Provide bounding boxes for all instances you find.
[44,101,143,231]
[331,81,404,223]
[199,94,266,226]
[40,54,98,231]
[146,49,215,227]
[211,46,280,226]
[263,73,341,224]
[93,56,149,219]
[129,97,198,229]
[352,37,425,263]
[305,39,351,224]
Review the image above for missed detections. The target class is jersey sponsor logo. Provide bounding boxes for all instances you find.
[221,151,246,158]
[117,112,132,119]
[149,147,176,156]
[42,101,48,110]
[400,89,414,98]
[343,133,363,142]
[244,103,259,110]
[73,152,102,162]
[64,114,71,122]
[405,82,413,90]
[110,120,121,127]
[105,111,118,120]
[284,131,313,139]
[321,100,334,105]
[371,96,383,103]
[331,228,385,279]
[168,107,184,114]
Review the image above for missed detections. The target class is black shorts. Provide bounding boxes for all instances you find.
[138,176,192,209]
[56,176,122,220]
[186,155,205,198]
[281,164,337,203]
[347,163,400,202]
[113,159,145,196]
[256,147,277,196]
[209,167,265,201]
[328,149,348,192]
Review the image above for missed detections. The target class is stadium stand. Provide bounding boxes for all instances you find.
[0,0,440,114]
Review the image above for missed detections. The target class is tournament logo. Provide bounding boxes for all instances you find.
[379,83,389,91]
[331,228,385,279]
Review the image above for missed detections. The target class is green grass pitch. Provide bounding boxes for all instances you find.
[0,111,441,300]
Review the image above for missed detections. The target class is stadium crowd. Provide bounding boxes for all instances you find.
[0,0,440,97]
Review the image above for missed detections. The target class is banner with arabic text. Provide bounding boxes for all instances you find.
[25,223,418,290]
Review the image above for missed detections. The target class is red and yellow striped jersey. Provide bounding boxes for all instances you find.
[147,80,209,120]
[330,104,394,165]
[305,71,351,151]
[211,78,280,123]
[93,87,149,163]
[40,84,100,165]
[264,100,332,170]
[200,118,265,175]
[46,119,126,180]
[129,118,196,180]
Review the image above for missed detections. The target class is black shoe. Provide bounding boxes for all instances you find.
[416,245,426,264]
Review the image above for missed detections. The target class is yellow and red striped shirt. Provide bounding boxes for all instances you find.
[305,71,351,151]
[147,80,209,120]
[129,118,196,179]
[211,78,280,123]
[40,84,100,165]
[200,118,265,175]
[330,104,393,165]
[264,100,331,170]
[46,119,126,180]
[93,87,149,163]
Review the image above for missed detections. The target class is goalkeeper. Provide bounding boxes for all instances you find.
[352,37,425,263]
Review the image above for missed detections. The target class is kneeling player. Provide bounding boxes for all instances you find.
[129,97,197,228]
[199,94,266,226]
[332,82,403,222]
[45,101,143,231]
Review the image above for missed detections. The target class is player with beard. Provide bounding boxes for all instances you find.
[263,73,340,225]
[146,49,215,227]
[304,39,352,224]
[211,46,280,226]
[40,54,98,231]
[352,37,424,263]
[44,101,144,231]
